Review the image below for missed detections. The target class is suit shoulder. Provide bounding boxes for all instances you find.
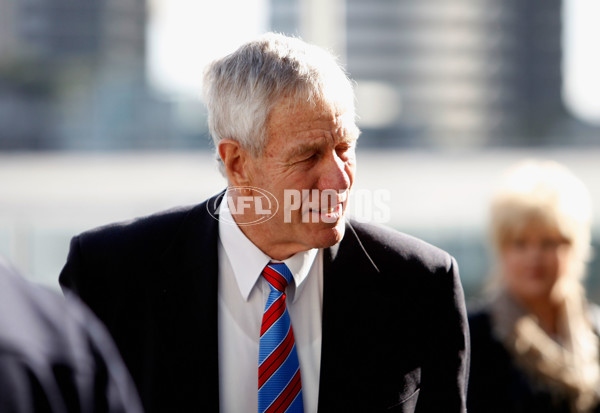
[348,219,455,274]
[76,203,201,252]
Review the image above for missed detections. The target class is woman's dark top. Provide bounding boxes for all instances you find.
[467,306,600,413]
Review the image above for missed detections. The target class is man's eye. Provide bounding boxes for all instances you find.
[300,153,317,163]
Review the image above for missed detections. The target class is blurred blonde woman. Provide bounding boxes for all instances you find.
[467,160,600,413]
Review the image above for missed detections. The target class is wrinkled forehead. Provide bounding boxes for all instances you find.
[268,95,359,139]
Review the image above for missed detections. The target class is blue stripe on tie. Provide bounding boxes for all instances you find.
[264,292,280,312]
[268,263,294,285]
[259,318,291,364]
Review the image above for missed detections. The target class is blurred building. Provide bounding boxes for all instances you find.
[271,0,596,148]
[2,0,595,151]
[0,0,188,150]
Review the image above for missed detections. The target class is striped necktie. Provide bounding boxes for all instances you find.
[258,262,304,413]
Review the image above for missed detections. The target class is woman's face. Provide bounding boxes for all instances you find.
[500,222,572,305]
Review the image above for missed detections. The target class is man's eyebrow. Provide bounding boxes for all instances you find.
[342,124,361,141]
[336,133,359,148]
[341,133,359,144]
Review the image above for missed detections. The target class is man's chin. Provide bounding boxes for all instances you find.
[309,220,346,249]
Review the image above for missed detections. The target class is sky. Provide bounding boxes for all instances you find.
[147,0,268,100]
[146,0,600,124]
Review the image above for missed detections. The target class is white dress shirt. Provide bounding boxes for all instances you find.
[217,197,323,413]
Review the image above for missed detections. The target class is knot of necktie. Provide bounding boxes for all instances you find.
[262,262,293,293]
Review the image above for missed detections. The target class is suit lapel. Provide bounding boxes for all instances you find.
[157,192,225,411]
[317,220,381,411]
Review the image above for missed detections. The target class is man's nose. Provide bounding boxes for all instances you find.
[318,151,351,191]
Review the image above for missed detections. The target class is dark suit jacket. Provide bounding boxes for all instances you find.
[59,192,469,413]
[0,258,143,413]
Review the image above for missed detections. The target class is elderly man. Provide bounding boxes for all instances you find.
[60,33,469,413]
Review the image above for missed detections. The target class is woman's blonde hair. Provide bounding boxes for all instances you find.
[489,159,593,282]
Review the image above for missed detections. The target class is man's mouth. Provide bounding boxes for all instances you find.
[310,203,343,216]
[307,191,348,220]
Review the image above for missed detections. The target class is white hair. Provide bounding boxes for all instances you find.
[202,32,356,173]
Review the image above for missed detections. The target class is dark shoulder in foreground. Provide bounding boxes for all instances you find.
[0,258,83,359]
[0,258,143,413]
[348,219,455,274]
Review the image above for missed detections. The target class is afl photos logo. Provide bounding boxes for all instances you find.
[207,187,279,226]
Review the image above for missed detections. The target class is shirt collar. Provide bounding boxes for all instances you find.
[218,190,318,303]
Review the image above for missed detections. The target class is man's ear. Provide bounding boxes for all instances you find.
[218,139,253,186]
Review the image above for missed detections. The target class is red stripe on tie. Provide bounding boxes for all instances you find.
[263,266,287,291]
[261,295,286,336]
[258,327,295,388]
[265,369,302,413]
